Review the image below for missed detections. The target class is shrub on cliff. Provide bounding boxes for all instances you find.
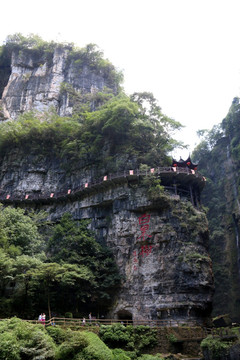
[0,91,182,172]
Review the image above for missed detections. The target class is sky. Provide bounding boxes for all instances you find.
[1,0,240,158]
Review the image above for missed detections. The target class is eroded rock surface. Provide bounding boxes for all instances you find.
[1,46,115,119]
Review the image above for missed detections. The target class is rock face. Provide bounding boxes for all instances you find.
[195,133,240,321]
[107,193,213,324]
[1,46,116,119]
[0,151,214,324]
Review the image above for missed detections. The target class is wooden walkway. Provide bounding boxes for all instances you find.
[2,316,238,344]
[0,166,205,205]
[24,316,203,328]
[24,317,239,339]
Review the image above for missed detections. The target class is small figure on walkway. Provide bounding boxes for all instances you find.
[89,312,92,323]
[38,313,42,322]
[82,317,86,325]
[42,313,46,325]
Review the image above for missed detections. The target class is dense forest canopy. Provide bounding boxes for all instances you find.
[0,207,120,319]
[0,94,183,172]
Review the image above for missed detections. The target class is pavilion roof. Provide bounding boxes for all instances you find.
[172,156,198,170]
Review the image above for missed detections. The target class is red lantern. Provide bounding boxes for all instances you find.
[173,163,177,167]
[187,161,191,166]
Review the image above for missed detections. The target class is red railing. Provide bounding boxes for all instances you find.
[0,166,205,204]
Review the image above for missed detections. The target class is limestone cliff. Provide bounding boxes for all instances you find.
[193,98,240,321]
[0,36,214,324]
[0,43,119,120]
[0,150,213,324]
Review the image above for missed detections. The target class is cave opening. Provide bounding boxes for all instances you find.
[117,310,133,324]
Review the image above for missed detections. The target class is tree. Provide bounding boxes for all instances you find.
[47,213,121,313]
[30,262,95,319]
[0,205,44,256]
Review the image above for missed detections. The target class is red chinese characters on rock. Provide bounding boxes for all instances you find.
[139,244,153,257]
[138,214,153,256]
[132,250,138,271]
[133,213,154,271]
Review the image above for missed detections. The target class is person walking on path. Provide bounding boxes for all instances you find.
[42,313,46,325]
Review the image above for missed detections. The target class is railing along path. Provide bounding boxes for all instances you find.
[19,317,239,342]
[0,166,205,204]
[25,316,204,329]
[2,316,237,342]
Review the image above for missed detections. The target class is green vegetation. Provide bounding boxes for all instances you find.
[0,318,56,360]
[139,164,165,200]
[112,348,132,360]
[0,318,181,360]
[5,318,240,360]
[201,335,233,359]
[137,355,164,360]
[55,330,113,360]
[166,333,178,343]
[0,92,182,173]
[99,323,158,353]
[80,331,113,360]
[0,204,44,256]
[186,252,209,261]
[0,318,114,360]
[0,208,120,319]
[171,200,208,239]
